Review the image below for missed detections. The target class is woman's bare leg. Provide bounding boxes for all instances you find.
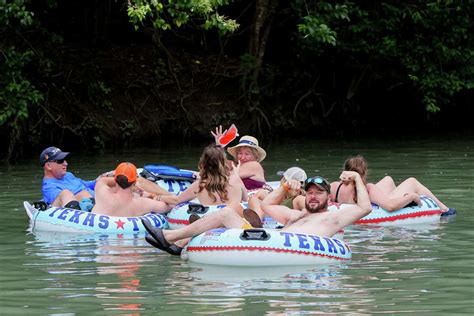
[389,177,448,210]
[374,176,397,195]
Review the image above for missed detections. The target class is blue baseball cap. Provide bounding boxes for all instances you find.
[39,146,70,166]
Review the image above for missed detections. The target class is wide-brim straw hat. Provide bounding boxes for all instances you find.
[227,135,267,162]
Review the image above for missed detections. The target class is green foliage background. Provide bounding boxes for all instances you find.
[0,0,472,161]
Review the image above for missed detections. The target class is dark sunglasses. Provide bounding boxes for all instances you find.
[304,176,330,192]
[49,159,66,164]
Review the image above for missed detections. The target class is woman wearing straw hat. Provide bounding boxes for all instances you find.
[226,135,267,190]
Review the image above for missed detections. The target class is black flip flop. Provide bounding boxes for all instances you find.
[243,208,263,228]
[441,208,457,217]
[189,213,201,224]
[145,235,182,256]
[141,219,172,250]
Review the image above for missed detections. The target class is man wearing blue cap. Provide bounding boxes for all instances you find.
[40,146,95,209]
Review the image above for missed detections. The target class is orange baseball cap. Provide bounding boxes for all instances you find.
[114,162,137,183]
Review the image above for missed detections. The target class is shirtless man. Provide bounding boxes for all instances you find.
[92,162,168,217]
[260,171,371,237]
[142,170,372,255]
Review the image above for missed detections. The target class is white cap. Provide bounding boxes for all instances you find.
[277,167,307,182]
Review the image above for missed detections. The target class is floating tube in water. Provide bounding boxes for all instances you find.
[330,196,442,225]
[166,181,281,229]
[169,192,441,230]
[152,178,192,195]
[183,228,351,266]
[141,164,196,181]
[167,201,280,230]
[24,201,168,234]
[138,165,195,195]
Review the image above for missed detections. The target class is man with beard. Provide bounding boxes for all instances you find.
[260,171,372,237]
[142,170,372,255]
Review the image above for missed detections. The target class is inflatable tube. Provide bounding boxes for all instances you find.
[138,167,193,195]
[167,201,281,230]
[24,201,168,234]
[183,228,351,266]
[329,196,442,225]
[153,178,193,195]
[142,164,196,181]
[166,180,281,229]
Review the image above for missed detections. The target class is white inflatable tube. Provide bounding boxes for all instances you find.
[167,201,281,230]
[183,228,351,266]
[331,196,442,226]
[24,201,167,234]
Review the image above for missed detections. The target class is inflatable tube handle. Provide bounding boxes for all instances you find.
[32,201,49,211]
[187,203,209,215]
[140,168,159,182]
[240,229,270,241]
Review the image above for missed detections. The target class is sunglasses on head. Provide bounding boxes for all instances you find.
[49,159,66,164]
[304,176,330,191]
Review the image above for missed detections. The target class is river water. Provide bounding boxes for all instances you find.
[1,137,473,314]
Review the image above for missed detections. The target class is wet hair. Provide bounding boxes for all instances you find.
[197,144,230,202]
[344,155,368,182]
[115,175,134,189]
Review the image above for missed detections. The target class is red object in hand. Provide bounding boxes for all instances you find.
[218,124,238,146]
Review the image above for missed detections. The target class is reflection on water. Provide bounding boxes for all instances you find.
[1,138,473,314]
[184,263,344,286]
[26,232,154,313]
[19,220,471,314]
[95,243,145,313]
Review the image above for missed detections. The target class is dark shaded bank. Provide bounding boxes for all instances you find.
[13,43,470,158]
[1,1,472,161]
